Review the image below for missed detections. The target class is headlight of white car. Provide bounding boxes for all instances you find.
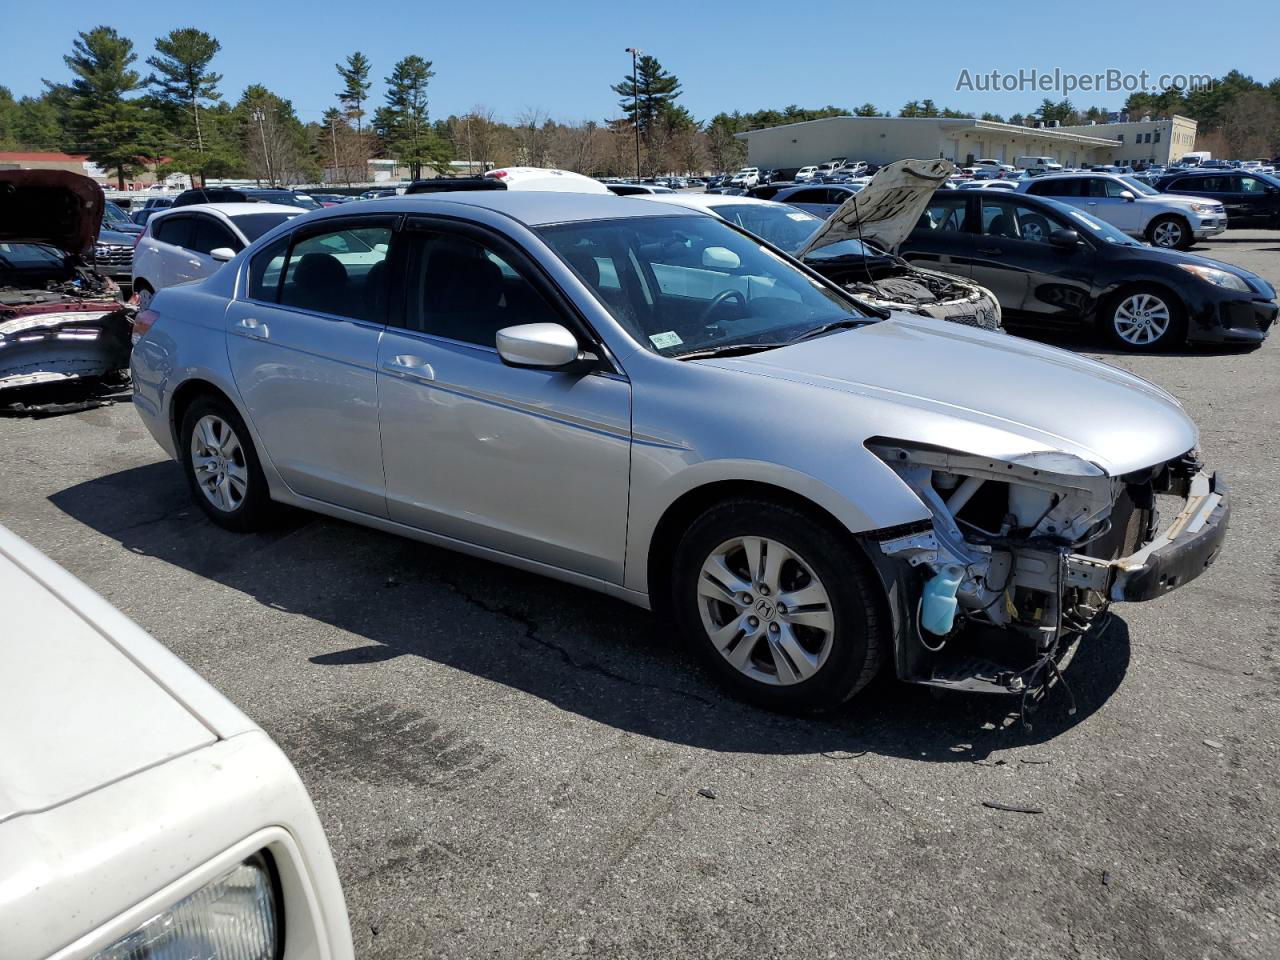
[92,854,279,960]
[1177,263,1251,292]
[1188,203,1220,214]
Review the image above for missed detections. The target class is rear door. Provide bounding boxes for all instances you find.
[224,215,396,516]
[899,192,974,276]
[183,214,243,282]
[1237,175,1280,226]
[143,214,202,288]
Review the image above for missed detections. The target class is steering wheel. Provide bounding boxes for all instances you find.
[697,289,747,326]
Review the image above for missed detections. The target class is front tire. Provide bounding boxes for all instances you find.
[671,498,888,711]
[133,281,155,309]
[179,395,272,531]
[1146,214,1192,250]
[1102,286,1186,351]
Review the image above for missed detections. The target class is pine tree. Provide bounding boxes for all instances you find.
[337,51,372,134]
[146,28,221,153]
[612,55,682,136]
[49,27,151,189]
[381,55,450,179]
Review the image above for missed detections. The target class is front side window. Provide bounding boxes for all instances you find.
[916,194,969,232]
[401,231,562,347]
[539,214,867,358]
[247,234,289,302]
[275,223,393,321]
[1239,176,1266,194]
[980,199,1059,243]
[189,216,240,256]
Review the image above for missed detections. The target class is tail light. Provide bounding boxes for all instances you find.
[132,230,143,249]
[132,307,158,344]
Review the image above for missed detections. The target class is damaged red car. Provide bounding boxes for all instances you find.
[0,171,135,396]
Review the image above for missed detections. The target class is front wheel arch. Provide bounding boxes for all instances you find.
[647,480,883,619]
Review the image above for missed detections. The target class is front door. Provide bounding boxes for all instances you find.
[224,216,395,516]
[376,219,632,583]
[968,197,1097,327]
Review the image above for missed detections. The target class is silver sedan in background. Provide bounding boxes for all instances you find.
[130,191,1228,712]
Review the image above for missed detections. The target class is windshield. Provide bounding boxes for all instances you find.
[538,214,869,357]
[0,241,68,270]
[103,201,133,227]
[1119,176,1160,196]
[708,203,824,254]
[230,211,303,242]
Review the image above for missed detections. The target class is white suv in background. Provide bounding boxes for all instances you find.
[1017,172,1227,249]
[132,203,304,306]
[0,523,353,960]
[729,167,761,187]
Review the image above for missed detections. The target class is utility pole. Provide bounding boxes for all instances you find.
[329,116,340,184]
[625,48,642,179]
[252,109,274,186]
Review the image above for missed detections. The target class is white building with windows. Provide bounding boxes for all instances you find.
[734,115,1198,171]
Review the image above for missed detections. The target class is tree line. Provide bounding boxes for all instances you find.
[2,34,1278,188]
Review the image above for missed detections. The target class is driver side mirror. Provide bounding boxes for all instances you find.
[210,247,236,262]
[1119,190,1136,202]
[496,323,596,372]
[1049,228,1081,248]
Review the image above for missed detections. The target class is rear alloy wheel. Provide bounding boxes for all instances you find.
[672,499,887,711]
[1146,215,1191,250]
[180,395,272,531]
[1105,288,1184,351]
[1020,215,1051,243]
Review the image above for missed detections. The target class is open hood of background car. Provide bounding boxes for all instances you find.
[796,159,955,259]
[0,170,104,257]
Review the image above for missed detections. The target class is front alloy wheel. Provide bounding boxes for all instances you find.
[1111,291,1176,349]
[1147,216,1187,249]
[190,414,249,512]
[697,536,835,686]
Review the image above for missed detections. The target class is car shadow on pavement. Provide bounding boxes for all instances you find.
[50,461,1131,764]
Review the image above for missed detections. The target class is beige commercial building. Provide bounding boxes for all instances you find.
[1053,115,1198,166]
[735,115,1197,171]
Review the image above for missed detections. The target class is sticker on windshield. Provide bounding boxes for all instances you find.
[649,331,683,349]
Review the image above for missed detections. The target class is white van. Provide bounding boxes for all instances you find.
[1016,156,1063,174]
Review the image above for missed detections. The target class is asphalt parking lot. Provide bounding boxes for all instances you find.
[4,231,1280,960]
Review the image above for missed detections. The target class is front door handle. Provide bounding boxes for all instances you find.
[384,355,435,382]
[235,317,269,339]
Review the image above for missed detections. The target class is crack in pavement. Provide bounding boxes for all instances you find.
[436,574,716,708]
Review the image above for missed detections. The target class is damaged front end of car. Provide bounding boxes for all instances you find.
[0,170,136,405]
[864,440,1228,720]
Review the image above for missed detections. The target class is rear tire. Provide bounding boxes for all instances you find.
[670,498,888,712]
[179,394,272,531]
[133,281,155,309]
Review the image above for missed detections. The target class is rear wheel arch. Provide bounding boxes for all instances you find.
[169,378,238,451]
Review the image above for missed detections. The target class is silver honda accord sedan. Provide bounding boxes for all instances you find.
[130,191,1229,712]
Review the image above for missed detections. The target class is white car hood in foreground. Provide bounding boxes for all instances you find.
[0,525,252,823]
[797,158,956,258]
[703,315,1197,476]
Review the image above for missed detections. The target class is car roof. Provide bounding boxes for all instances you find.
[153,202,305,220]
[307,190,686,227]
[638,193,776,212]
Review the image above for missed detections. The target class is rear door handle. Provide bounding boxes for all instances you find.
[235,317,269,339]
[383,354,435,382]
[977,247,1002,255]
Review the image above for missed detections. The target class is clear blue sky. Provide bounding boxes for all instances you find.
[3,0,1278,125]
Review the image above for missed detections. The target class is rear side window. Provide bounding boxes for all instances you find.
[1029,179,1079,197]
[154,216,194,248]
[247,234,289,302]
[277,224,393,322]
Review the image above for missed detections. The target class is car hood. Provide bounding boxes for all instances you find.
[700,316,1196,476]
[796,158,955,258]
[97,226,138,246]
[1148,193,1221,209]
[0,524,254,824]
[0,170,104,257]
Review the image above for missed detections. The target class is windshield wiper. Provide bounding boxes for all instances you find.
[792,315,879,343]
[671,342,784,361]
